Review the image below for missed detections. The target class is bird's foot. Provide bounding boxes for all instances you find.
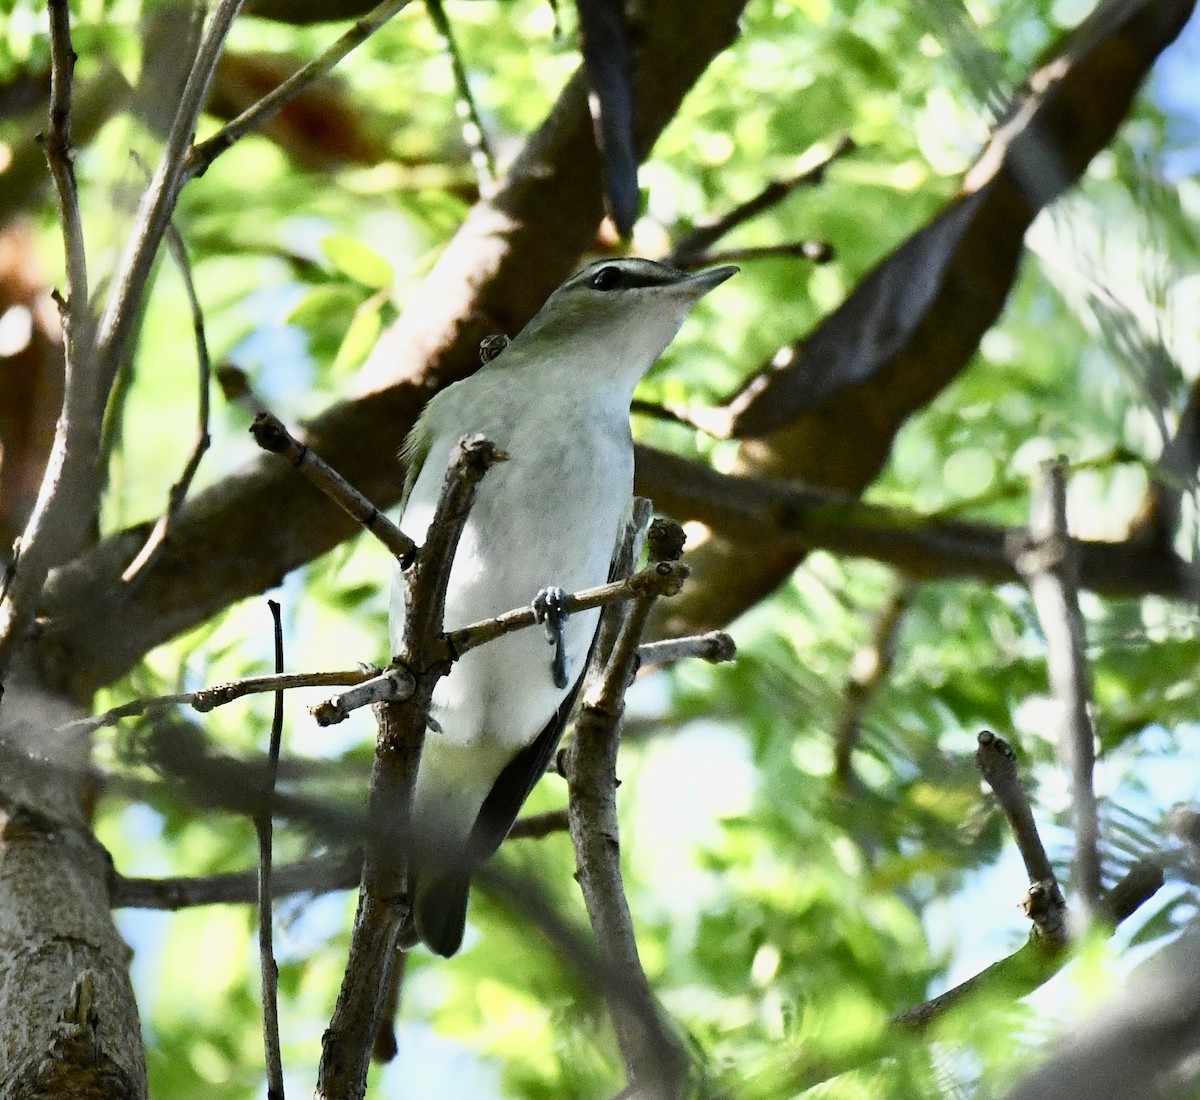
[532,585,570,689]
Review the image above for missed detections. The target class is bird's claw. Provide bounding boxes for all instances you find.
[532,586,569,689]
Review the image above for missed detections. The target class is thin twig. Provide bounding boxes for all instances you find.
[975,730,1067,946]
[677,241,834,267]
[447,560,690,662]
[256,600,285,1100]
[637,631,736,668]
[1015,459,1103,919]
[317,436,503,1100]
[669,135,855,265]
[252,412,416,563]
[122,196,212,585]
[832,584,913,787]
[185,0,414,181]
[425,0,495,188]
[310,667,415,726]
[57,668,371,736]
[93,0,245,401]
[566,517,691,1100]
[0,0,97,682]
[42,0,89,321]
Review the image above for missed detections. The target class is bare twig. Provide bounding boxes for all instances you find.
[637,630,736,668]
[57,668,371,736]
[566,516,691,1100]
[975,731,1057,884]
[122,206,212,584]
[677,240,834,267]
[669,135,854,265]
[447,559,690,662]
[42,0,89,321]
[317,436,503,1100]
[256,601,285,1100]
[185,0,414,181]
[94,0,245,401]
[252,412,417,563]
[310,667,415,726]
[0,0,98,682]
[975,730,1067,946]
[1015,459,1103,918]
[832,584,913,787]
[425,0,495,188]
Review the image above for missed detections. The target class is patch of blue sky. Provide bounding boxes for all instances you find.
[1154,11,1200,179]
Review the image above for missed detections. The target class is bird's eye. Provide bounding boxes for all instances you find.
[590,266,622,291]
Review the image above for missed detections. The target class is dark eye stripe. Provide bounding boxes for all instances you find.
[584,263,680,292]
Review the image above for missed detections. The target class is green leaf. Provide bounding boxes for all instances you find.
[320,234,394,290]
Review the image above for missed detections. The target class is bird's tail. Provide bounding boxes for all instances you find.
[414,871,471,957]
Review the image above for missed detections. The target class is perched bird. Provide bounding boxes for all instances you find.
[392,256,736,956]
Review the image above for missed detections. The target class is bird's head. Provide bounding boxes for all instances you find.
[508,257,737,387]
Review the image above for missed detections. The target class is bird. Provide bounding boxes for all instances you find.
[391,256,736,956]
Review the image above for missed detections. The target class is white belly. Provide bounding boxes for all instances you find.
[391,389,633,845]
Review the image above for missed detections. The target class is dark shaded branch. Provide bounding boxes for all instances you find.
[507,809,570,840]
[111,851,362,910]
[639,448,1197,605]
[669,135,854,265]
[1014,460,1102,917]
[110,806,568,912]
[255,601,285,1100]
[576,0,639,235]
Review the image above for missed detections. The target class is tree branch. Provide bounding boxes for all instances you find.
[1014,460,1103,918]
[255,600,285,1100]
[975,730,1067,947]
[317,435,502,1100]
[184,0,414,181]
[121,209,212,585]
[566,517,691,1100]
[251,411,416,563]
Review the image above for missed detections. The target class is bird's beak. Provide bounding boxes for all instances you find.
[676,265,738,297]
